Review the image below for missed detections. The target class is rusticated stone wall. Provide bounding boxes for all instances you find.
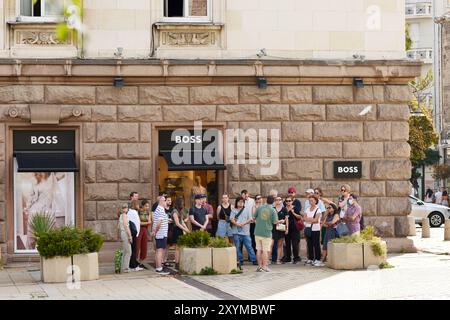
[442,21,450,135]
[0,82,413,249]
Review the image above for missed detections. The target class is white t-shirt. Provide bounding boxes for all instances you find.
[127,209,140,237]
[153,205,169,239]
[245,198,255,213]
[435,191,442,204]
[305,207,321,231]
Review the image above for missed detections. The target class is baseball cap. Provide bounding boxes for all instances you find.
[288,187,296,193]
[305,189,314,194]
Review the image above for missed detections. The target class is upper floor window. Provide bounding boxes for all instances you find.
[163,0,211,22]
[17,0,64,21]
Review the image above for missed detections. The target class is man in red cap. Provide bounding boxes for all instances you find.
[286,187,302,214]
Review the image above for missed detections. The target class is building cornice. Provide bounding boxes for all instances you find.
[0,59,422,85]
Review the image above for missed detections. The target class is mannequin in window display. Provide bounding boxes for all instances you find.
[24,172,66,249]
[191,176,207,204]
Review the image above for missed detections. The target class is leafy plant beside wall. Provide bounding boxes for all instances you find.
[331,226,386,257]
[28,212,56,239]
[177,230,211,248]
[37,226,104,259]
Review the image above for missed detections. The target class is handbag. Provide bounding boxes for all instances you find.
[336,222,349,237]
[276,223,286,232]
[294,217,305,231]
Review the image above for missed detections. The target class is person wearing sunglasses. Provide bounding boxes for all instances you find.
[318,203,340,267]
[338,184,351,219]
[283,195,302,264]
[271,197,289,264]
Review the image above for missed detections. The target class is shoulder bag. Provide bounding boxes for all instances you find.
[336,222,349,237]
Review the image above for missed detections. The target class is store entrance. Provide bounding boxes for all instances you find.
[158,155,219,209]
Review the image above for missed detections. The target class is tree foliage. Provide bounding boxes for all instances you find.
[408,71,438,167]
[405,23,412,51]
[432,164,450,181]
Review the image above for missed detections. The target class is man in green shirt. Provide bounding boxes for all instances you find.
[253,195,278,272]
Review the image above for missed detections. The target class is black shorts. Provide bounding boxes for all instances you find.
[155,237,168,249]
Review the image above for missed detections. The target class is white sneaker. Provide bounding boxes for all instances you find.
[304,260,313,265]
[122,269,131,273]
[133,266,144,271]
[313,261,325,267]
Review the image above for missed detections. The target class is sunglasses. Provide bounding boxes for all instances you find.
[285,200,293,202]
[341,189,346,192]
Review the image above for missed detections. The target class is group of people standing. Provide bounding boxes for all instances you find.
[117,184,363,274]
[424,187,450,207]
[117,191,215,275]
[217,185,363,272]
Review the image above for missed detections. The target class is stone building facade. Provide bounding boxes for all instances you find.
[0,59,420,262]
[0,0,420,262]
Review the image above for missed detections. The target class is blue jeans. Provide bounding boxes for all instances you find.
[272,240,278,262]
[233,234,256,263]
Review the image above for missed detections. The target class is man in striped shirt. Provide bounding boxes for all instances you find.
[152,195,170,275]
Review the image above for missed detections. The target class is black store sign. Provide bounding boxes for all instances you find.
[159,129,225,171]
[333,161,362,179]
[13,130,78,172]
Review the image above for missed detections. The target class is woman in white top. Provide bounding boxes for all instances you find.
[117,203,132,273]
[303,195,322,266]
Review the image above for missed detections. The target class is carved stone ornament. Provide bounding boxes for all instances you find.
[17,31,69,45]
[163,32,213,46]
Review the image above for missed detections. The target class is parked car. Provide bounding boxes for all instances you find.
[409,195,450,227]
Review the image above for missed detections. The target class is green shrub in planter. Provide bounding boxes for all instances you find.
[330,226,386,257]
[29,212,56,239]
[209,237,232,248]
[37,226,104,259]
[177,230,211,248]
[80,229,104,253]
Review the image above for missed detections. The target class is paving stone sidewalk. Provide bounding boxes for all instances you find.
[0,264,216,300]
[409,224,450,254]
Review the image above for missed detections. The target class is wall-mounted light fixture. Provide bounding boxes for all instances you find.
[256,77,267,89]
[353,78,364,88]
[113,77,124,88]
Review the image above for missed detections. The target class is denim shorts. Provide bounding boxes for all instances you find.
[155,237,167,249]
[216,220,233,237]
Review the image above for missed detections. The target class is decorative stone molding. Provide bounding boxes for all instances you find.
[30,104,61,124]
[156,23,223,48]
[9,22,74,47]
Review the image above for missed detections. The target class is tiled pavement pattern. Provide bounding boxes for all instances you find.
[191,253,450,300]
[0,264,216,300]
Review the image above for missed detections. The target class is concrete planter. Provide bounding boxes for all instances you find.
[212,247,237,274]
[327,243,364,270]
[41,256,72,283]
[73,252,99,281]
[41,252,100,283]
[363,241,387,268]
[179,247,212,274]
[327,241,387,270]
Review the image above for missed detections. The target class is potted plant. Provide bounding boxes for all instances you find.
[37,226,104,283]
[177,230,212,275]
[28,211,56,248]
[210,237,236,274]
[327,226,387,270]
